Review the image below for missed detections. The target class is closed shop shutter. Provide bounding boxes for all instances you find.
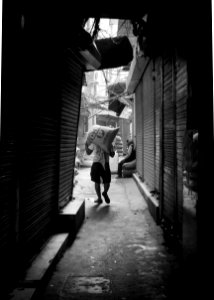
[59,51,83,208]
[0,139,16,260]
[143,60,155,190]
[0,127,19,286]
[154,57,162,191]
[0,0,22,272]
[135,84,144,178]
[175,57,188,234]
[19,115,58,262]
[1,49,18,269]
[18,42,60,263]
[162,55,176,224]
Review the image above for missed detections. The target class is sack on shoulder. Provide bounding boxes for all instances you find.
[86,125,119,153]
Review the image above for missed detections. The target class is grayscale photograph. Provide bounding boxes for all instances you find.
[0,1,213,299]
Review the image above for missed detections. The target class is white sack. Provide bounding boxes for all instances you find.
[86,125,119,153]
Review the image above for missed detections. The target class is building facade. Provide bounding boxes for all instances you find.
[126,2,212,259]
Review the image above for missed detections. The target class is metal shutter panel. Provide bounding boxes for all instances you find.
[59,51,83,208]
[135,84,144,178]
[0,139,16,257]
[175,57,188,234]
[162,55,176,224]
[154,58,162,191]
[143,60,155,190]
[19,115,58,262]
[18,41,59,263]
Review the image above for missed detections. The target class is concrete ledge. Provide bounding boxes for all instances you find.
[26,234,69,282]
[10,233,69,300]
[133,173,160,224]
[58,199,85,234]
[9,199,85,300]
[10,288,36,300]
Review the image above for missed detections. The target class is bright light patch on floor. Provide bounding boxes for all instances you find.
[60,276,111,296]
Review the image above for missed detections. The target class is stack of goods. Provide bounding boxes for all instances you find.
[114,135,124,156]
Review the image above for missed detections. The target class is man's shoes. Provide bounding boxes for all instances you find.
[102,192,110,204]
[94,198,103,204]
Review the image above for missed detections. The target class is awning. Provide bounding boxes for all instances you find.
[76,30,133,71]
[95,36,133,70]
[76,27,102,70]
[108,96,133,116]
[108,82,126,116]
[109,99,126,116]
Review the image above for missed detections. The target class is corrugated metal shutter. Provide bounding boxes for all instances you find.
[154,57,162,191]
[19,115,58,262]
[59,51,83,209]
[162,55,176,224]
[18,40,60,263]
[135,83,144,178]
[175,57,188,235]
[143,60,155,190]
[0,1,26,278]
[0,57,17,267]
[0,139,16,257]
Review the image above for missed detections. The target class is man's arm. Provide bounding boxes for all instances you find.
[109,145,115,158]
[85,142,93,155]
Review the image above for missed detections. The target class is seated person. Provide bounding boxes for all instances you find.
[117,138,136,178]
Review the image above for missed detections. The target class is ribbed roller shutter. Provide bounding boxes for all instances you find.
[143,60,155,190]
[162,55,176,224]
[154,58,162,191]
[19,115,58,262]
[1,1,25,281]
[175,57,188,235]
[18,38,60,263]
[59,51,83,209]
[0,70,16,269]
[0,139,16,259]
[135,83,144,178]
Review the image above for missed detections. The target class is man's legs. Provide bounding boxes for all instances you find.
[94,182,102,203]
[102,183,110,204]
[91,163,103,204]
[94,182,110,204]
[102,163,111,204]
[103,183,110,194]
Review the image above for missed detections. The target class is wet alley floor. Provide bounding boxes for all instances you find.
[40,166,199,300]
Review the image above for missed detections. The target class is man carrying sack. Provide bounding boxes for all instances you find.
[85,125,119,204]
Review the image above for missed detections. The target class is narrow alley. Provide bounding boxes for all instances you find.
[1,3,212,300]
[39,165,197,300]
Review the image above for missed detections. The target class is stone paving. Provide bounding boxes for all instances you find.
[40,166,199,300]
